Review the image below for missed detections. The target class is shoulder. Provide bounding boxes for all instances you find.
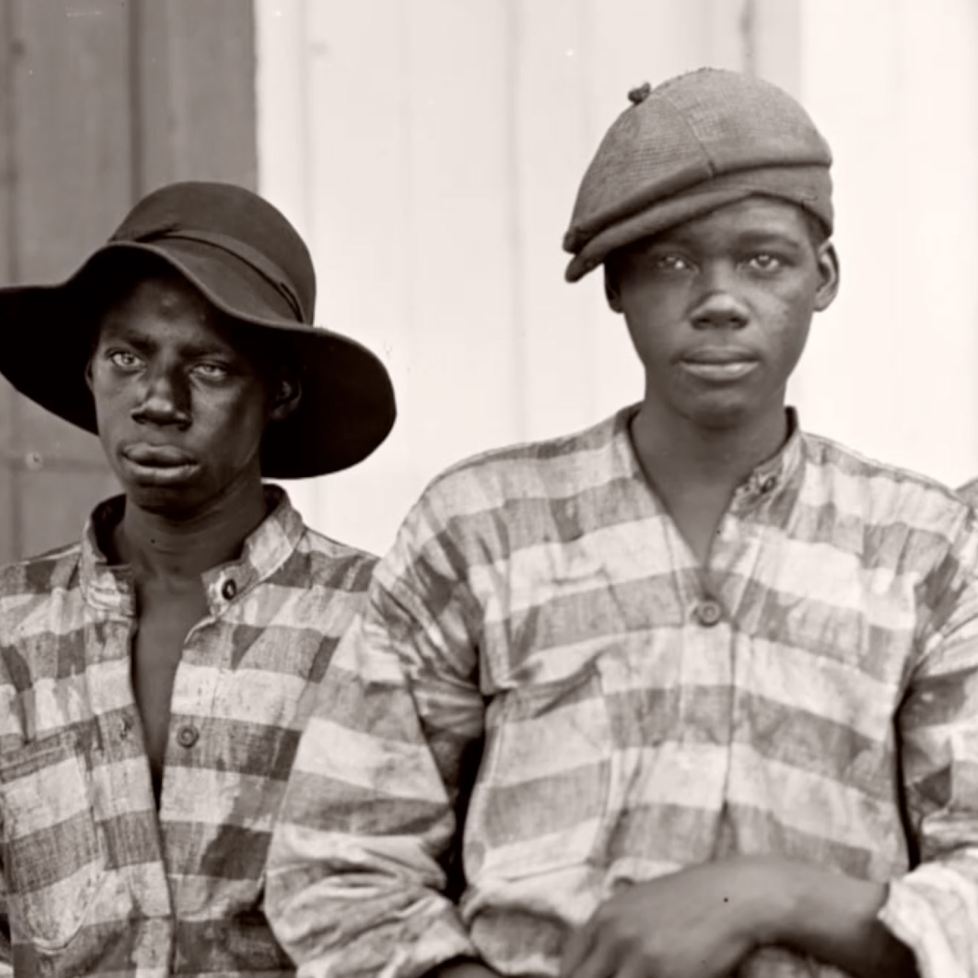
[0,539,83,606]
[0,541,83,694]
[799,432,974,553]
[281,523,378,596]
[419,409,629,519]
[370,410,631,597]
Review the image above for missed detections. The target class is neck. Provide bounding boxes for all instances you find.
[113,478,269,581]
[630,395,789,501]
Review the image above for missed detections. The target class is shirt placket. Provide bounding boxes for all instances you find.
[82,608,175,966]
[706,477,778,858]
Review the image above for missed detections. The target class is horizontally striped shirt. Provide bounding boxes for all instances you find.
[0,487,375,978]
[267,407,978,978]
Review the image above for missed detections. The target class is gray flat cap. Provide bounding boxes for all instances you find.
[563,67,833,282]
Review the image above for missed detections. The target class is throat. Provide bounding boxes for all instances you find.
[112,482,268,579]
[628,405,789,565]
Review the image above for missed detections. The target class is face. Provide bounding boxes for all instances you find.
[87,274,297,517]
[605,197,839,433]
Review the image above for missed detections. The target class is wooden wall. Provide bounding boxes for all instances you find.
[0,0,257,563]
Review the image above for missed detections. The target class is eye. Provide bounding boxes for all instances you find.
[193,362,231,380]
[108,350,143,370]
[746,252,784,272]
[653,253,694,272]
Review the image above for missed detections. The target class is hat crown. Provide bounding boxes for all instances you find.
[564,68,833,273]
[110,181,316,323]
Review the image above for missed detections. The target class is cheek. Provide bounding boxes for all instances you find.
[88,368,129,421]
[202,388,268,448]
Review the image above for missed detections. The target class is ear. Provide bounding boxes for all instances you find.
[268,373,302,423]
[85,355,95,393]
[604,264,624,314]
[813,240,840,312]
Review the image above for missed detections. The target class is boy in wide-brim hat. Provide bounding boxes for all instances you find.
[266,69,978,978]
[0,181,394,976]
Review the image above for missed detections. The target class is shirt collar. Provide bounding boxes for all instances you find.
[79,485,305,616]
[730,406,804,508]
[613,403,805,510]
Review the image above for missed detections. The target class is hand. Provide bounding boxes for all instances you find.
[560,857,791,978]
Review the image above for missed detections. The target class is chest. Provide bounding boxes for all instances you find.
[481,510,918,702]
[131,581,209,791]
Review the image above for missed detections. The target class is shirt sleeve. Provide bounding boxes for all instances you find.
[266,489,486,978]
[878,519,978,978]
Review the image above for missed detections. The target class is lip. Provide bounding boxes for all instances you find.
[679,348,759,382]
[122,444,197,466]
[120,444,199,484]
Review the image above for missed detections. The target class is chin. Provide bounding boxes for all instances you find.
[686,401,753,431]
[122,482,209,519]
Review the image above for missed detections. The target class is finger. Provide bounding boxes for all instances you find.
[560,920,597,978]
[562,932,618,978]
[614,954,656,978]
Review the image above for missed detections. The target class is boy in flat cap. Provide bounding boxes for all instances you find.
[267,70,978,978]
[0,182,395,977]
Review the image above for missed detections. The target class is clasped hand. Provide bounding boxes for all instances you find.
[559,857,791,978]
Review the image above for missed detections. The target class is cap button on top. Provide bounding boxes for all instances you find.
[177,725,199,749]
[695,599,723,627]
[627,81,651,104]
[221,578,237,601]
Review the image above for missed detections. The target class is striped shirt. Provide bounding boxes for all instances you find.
[0,486,375,978]
[267,407,978,978]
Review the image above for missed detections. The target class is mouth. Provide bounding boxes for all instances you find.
[120,444,199,484]
[679,350,759,382]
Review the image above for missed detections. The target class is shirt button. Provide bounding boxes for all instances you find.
[759,475,778,494]
[221,578,237,600]
[695,599,723,627]
[176,725,199,749]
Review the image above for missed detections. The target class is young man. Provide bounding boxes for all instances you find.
[0,182,395,976]
[266,70,978,978]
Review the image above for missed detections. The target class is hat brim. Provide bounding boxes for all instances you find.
[0,243,396,478]
[564,166,833,282]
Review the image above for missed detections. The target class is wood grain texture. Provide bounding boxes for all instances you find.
[133,0,257,193]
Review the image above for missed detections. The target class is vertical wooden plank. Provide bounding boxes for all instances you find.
[10,0,134,282]
[270,0,418,544]
[133,0,257,192]
[273,0,518,554]
[17,467,121,555]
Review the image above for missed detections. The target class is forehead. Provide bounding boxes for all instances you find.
[97,274,227,340]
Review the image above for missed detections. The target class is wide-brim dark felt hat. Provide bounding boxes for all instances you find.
[0,180,396,478]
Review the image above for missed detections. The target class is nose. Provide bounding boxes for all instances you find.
[131,366,191,428]
[690,265,748,330]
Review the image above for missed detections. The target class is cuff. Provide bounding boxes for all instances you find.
[878,869,975,978]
